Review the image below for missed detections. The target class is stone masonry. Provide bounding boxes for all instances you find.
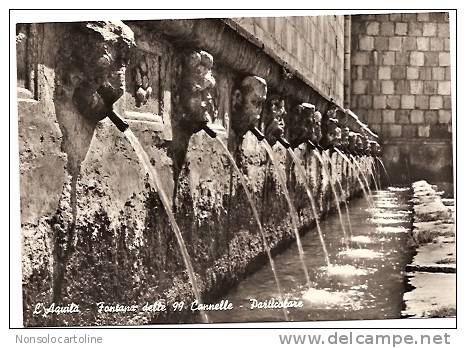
[350,13,452,184]
[231,16,345,106]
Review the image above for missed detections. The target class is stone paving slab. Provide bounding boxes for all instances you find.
[403,272,456,318]
[404,180,456,318]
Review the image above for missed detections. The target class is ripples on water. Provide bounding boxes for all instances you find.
[338,248,384,259]
[207,188,413,323]
[323,264,375,277]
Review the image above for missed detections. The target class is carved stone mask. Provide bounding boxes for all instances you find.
[70,21,135,121]
[374,142,382,157]
[340,127,350,150]
[179,50,216,134]
[288,102,315,147]
[321,117,340,149]
[348,132,359,154]
[311,110,322,144]
[356,134,364,153]
[262,96,286,146]
[231,76,267,138]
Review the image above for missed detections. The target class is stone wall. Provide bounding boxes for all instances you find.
[17,19,374,327]
[350,13,453,184]
[230,16,345,106]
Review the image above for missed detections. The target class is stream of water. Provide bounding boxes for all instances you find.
[124,129,210,323]
[208,187,413,323]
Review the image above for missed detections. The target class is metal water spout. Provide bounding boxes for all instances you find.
[231,76,268,141]
[96,83,129,132]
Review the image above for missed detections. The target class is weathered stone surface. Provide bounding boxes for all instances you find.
[18,20,375,327]
[403,180,455,318]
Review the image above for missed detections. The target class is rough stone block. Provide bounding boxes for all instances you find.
[402,37,417,51]
[416,37,430,51]
[443,96,451,109]
[438,23,450,38]
[388,124,402,137]
[430,38,444,51]
[403,125,417,138]
[381,80,395,94]
[415,95,430,109]
[439,52,450,66]
[424,110,439,124]
[396,110,411,124]
[430,12,448,22]
[402,95,415,109]
[352,51,370,66]
[392,66,406,80]
[419,67,432,81]
[367,110,382,124]
[418,125,431,138]
[429,96,443,109]
[417,13,430,22]
[381,22,395,36]
[366,21,380,35]
[424,81,438,95]
[432,67,445,80]
[389,37,402,51]
[358,95,372,109]
[439,110,452,124]
[387,95,401,109]
[362,65,379,80]
[382,51,395,65]
[373,95,387,109]
[410,81,424,95]
[444,38,450,51]
[410,110,424,124]
[445,67,451,80]
[395,22,408,35]
[410,51,425,66]
[438,81,451,95]
[395,80,410,94]
[390,13,402,21]
[371,124,382,134]
[396,52,409,65]
[374,37,389,51]
[423,22,437,36]
[378,66,391,80]
[409,22,423,36]
[424,52,439,66]
[382,110,395,123]
[430,124,452,137]
[359,36,374,50]
[367,80,381,94]
[352,80,368,94]
[403,13,418,22]
[407,67,419,80]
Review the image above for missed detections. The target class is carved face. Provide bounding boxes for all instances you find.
[356,134,364,153]
[348,132,359,154]
[263,96,286,146]
[340,127,350,150]
[179,50,216,133]
[321,117,340,149]
[311,111,322,144]
[231,76,267,138]
[288,102,315,147]
[71,21,135,121]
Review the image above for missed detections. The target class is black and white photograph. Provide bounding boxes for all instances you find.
[11,8,456,335]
